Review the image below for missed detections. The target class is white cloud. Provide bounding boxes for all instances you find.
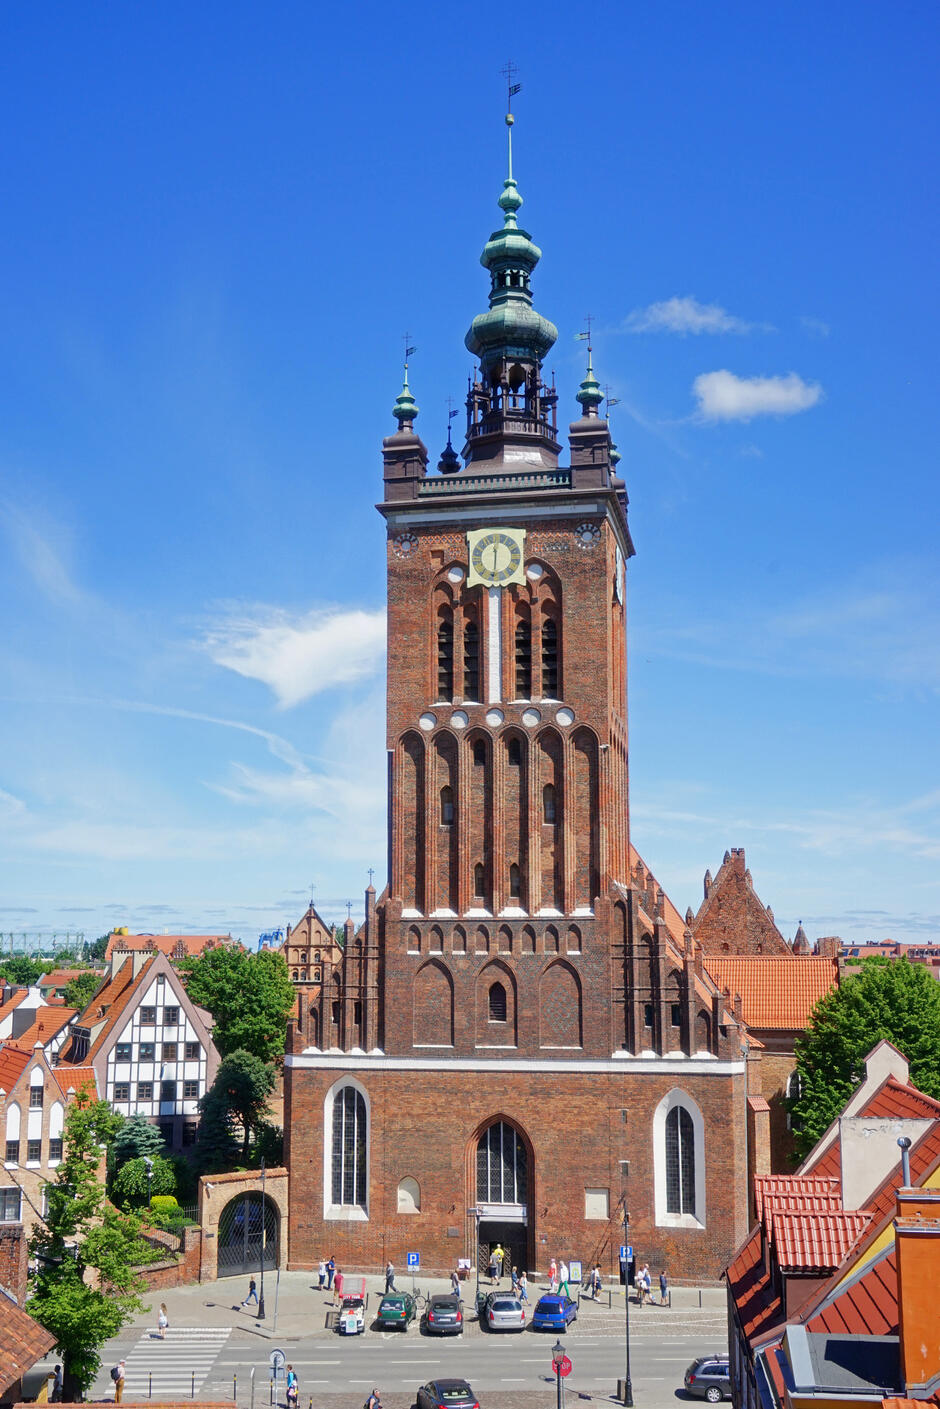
[692,370,823,422]
[0,788,26,818]
[203,605,386,707]
[800,316,831,338]
[626,296,766,336]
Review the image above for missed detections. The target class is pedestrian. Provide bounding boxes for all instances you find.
[385,1260,395,1292]
[318,1257,327,1290]
[511,1264,519,1293]
[487,1249,497,1285]
[593,1265,603,1299]
[549,1257,557,1293]
[111,1359,126,1403]
[519,1270,529,1302]
[451,1268,461,1298]
[242,1275,258,1308]
[659,1269,668,1306]
[326,1254,336,1289]
[333,1268,344,1305]
[367,1389,382,1409]
[286,1364,298,1407]
[51,1364,63,1402]
[558,1260,570,1297]
[157,1302,168,1338]
[493,1242,504,1280]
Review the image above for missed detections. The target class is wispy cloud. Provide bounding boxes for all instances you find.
[625,296,770,336]
[692,370,823,422]
[0,501,90,611]
[203,605,386,708]
[800,315,831,338]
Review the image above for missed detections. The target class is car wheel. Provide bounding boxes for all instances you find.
[706,1388,722,1403]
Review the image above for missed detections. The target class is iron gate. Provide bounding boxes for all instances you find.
[217,1192,278,1277]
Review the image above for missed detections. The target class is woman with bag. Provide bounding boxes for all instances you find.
[286,1365,298,1407]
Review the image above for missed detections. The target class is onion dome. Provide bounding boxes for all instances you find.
[576,347,604,415]
[392,368,418,430]
[438,427,461,475]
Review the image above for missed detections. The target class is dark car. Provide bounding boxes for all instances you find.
[684,1356,732,1402]
[532,1293,578,1331]
[416,1380,479,1409]
[376,1291,417,1329]
[482,1290,526,1331]
[424,1293,463,1335]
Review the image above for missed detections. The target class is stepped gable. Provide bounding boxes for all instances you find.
[691,848,792,956]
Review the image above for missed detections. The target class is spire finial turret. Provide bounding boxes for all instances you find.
[575,318,604,415]
[392,337,419,429]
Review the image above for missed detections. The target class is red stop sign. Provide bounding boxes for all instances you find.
[555,1356,572,1378]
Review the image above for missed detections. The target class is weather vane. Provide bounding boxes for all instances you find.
[403,332,416,372]
[500,61,521,177]
[575,314,594,352]
[605,383,620,420]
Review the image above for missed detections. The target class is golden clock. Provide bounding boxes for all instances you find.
[467,527,526,587]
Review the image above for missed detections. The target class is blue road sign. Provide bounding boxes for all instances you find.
[407,1251,419,1268]
[620,1244,627,1260]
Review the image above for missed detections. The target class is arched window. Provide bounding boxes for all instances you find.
[440,785,454,825]
[438,615,454,699]
[314,968,321,981]
[665,1106,695,1216]
[464,619,480,700]
[542,617,558,697]
[473,738,486,766]
[473,863,486,898]
[543,783,556,823]
[301,969,307,981]
[488,982,507,1022]
[315,951,321,962]
[515,618,532,698]
[507,737,522,767]
[786,1070,804,1132]
[397,1176,420,1213]
[509,863,521,899]
[476,1121,527,1204]
[330,1085,367,1210]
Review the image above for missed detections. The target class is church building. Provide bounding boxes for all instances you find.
[285,115,753,1282]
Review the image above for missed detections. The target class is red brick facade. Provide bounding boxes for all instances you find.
[691,849,793,957]
[285,153,750,1283]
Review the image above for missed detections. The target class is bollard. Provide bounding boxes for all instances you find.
[192,1370,195,1399]
[233,1373,237,1401]
[149,1371,152,1400]
[250,1367,256,1409]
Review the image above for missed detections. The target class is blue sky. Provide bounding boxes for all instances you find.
[1,2,937,948]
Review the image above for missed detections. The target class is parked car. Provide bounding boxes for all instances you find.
[483,1291,526,1332]
[532,1293,578,1331]
[416,1380,479,1409]
[424,1293,463,1335]
[338,1293,365,1335]
[684,1356,732,1402]
[376,1291,417,1329]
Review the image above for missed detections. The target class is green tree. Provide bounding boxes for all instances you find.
[28,1094,155,1399]
[83,932,110,963]
[194,1089,240,1173]
[200,1050,276,1163]
[791,956,940,1157]
[64,970,102,1011]
[110,1113,165,1167]
[179,946,295,1064]
[112,1154,177,1210]
[0,954,53,986]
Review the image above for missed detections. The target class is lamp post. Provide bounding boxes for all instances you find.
[470,1205,482,1309]
[552,1338,565,1409]
[619,1160,634,1407]
[143,1157,153,1209]
[257,1159,266,1320]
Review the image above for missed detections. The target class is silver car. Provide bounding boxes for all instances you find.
[483,1292,526,1332]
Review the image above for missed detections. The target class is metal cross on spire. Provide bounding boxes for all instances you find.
[346,900,353,920]
[575,314,595,352]
[500,61,521,179]
[403,332,416,372]
[308,882,316,909]
[367,867,375,885]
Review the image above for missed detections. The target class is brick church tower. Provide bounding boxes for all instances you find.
[285,113,751,1282]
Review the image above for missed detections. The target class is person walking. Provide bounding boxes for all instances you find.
[385,1260,396,1292]
[493,1243,504,1281]
[333,1268,344,1305]
[157,1302,168,1338]
[50,1365,63,1402]
[286,1364,298,1407]
[487,1249,498,1285]
[593,1265,603,1299]
[558,1260,570,1298]
[519,1270,529,1302]
[111,1360,126,1403]
[548,1257,557,1293]
[367,1389,382,1409]
[451,1268,461,1298]
[242,1275,258,1309]
[326,1254,336,1289]
[659,1269,669,1306]
[318,1258,327,1290]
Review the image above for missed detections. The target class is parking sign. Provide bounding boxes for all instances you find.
[407,1251,419,1268]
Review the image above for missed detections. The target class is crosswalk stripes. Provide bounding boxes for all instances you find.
[94,1326,232,1400]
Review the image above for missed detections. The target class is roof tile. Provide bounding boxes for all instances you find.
[0,1295,57,1395]
[772,1209,872,1272]
[702,956,838,1029]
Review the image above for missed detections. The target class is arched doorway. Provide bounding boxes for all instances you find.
[473,1119,532,1276]
[216,1192,279,1277]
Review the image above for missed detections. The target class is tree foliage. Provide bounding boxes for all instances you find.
[109,1112,165,1171]
[63,970,102,1011]
[198,1049,276,1165]
[791,956,940,1157]
[83,932,110,963]
[112,1153,177,1209]
[28,1094,155,1399]
[0,954,54,986]
[179,945,295,1064]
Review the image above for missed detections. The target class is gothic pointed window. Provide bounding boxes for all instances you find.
[509,863,521,899]
[438,614,454,699]
[440,785,454,825]
[476,1120,526,1204]
[464,618,480,700]
[488,982,507,1023]
[473,862,485,898]
[330,1085,367,1209]
[473,738,486,767]
[507,737,522,767]
[665,1105,695,1216]
[515,618,532,698]
[541,617,559,697]
[542,783,556,824]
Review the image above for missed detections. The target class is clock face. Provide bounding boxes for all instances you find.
[392,532,418,559]
[469,530,524,585]
[576,521,601,549]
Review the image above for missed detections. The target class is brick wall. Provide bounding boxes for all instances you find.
[692,850,792,957]
[0,1221,27,1302]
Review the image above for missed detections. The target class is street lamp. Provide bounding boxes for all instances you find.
[619,1160,634,1407]
[257,1159,266,1320]
[470,1205,482,1309]
[143,1157,153,1208]
[552,1338,565,1409]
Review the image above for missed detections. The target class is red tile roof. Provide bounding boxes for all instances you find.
[772,1208,872,1272]
[804,1075,940,1180]
[0,991,29,1021]
[702,956,838,1029]
[806,1246,899,1336]
[0,1295,57,1395]
[9,1007,76,1051]
[754,1174,842,1223]
[39,968,91,987]
[0,1045,31,1091]
[726,1226,782,1340]
[53,1064,98,1097]
[105,932,233,961]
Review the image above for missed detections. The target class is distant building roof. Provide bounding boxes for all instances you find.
[703,956,838,1029]
[38,968,94,988]
[104,932,235,962]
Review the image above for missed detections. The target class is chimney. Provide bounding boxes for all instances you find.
[895,1187,940,1397]
[898,1135,912,1187]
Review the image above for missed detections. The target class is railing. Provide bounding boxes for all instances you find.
[420,468,572,496]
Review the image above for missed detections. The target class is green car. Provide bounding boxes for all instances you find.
[377,1291,417,1329]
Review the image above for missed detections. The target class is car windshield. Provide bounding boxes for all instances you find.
[492,1299,518,1310]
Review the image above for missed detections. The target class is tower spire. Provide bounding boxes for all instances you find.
[392,337,419,430]
[575,319,604,416]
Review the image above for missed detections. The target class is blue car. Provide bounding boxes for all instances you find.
[532,1293,578,1330]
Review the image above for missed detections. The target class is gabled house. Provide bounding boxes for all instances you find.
[104,931,236,963]
[59,949,219,1151]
